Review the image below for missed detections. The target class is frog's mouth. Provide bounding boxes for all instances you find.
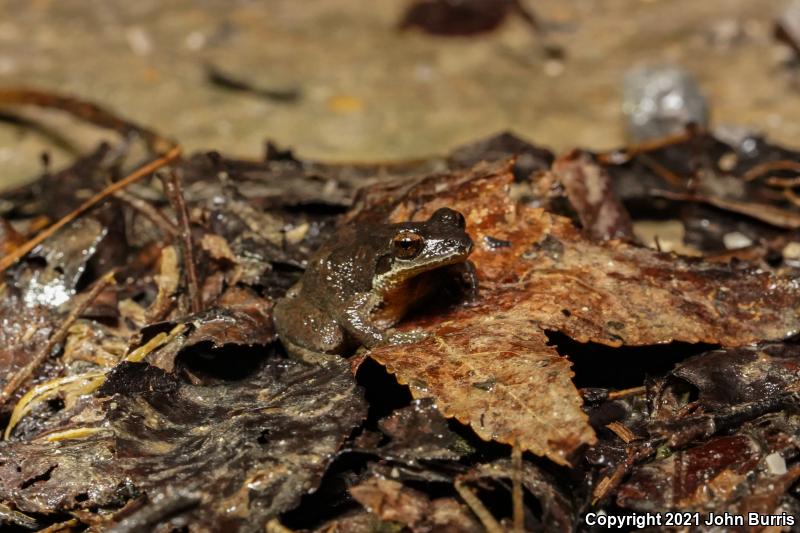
[372,255,477,327]
[373,241,472,294]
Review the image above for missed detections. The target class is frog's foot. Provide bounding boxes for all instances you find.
[384,328,429,346]
[281,339,340,365]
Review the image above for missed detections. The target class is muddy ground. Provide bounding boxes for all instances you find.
[0,0,798,187]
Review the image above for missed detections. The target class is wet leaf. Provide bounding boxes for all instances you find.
[144,286,276,373]
[350,477,482,533]
[551,150,634,241]
[372,398,474,461]
[467,459,574,533]
[363,162,800,464]
[618,434,763,511]
[671,343,800,410]
[0,218,107,412]
[15,217,107,309]
[0,358,366,529]
[617,410,800,525]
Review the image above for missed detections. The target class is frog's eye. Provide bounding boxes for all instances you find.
[392,231,424,259]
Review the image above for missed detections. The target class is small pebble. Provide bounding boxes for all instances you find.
[782,241,800,259]
[125,26,153,56]
[765,452,787,476]
[723,231,752,250]
[622,65,708,142]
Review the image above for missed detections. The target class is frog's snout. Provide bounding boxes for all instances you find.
[447,235,473,257]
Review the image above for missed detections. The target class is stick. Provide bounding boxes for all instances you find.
[454,478,504,533]
[0,87,173,154]
[113,189,178,237]
[512,441,524,533]
[607,385,646,400]
[596,128,700,165]
[0,146,181,274]
[159,170,202,314]
[743,159,800,182]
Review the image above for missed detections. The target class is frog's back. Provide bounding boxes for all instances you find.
[300,224,386,308]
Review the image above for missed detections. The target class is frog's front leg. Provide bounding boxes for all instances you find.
[460,260,480,301]
[340,293,430,349]
[339,292,391,348]
[445,260,479,303]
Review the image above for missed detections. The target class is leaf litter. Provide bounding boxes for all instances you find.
[0,90,799,531]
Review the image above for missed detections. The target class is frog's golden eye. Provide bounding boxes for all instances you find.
[392,231,424,259]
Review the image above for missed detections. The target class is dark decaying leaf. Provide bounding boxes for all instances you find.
[0,217,107,412]
[398,0,541,37]
[446,131,554,182]
[466,460,574,533]
[671,343,800,410]
[618,434,763,511]
[0,358,366,530]
[583,342,800,519]
[0,293,57,413]
[617,413,800,525]
[603,130,800,245]
[551,150,634,241]
[372,398,474,461]
[363,162,800,464]
[349,476,482,533]
[144,286,276,373]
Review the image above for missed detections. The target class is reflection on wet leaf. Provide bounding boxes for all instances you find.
[0,358,366,529]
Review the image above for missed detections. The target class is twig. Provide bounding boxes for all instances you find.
[766,175,800,188]
[159,170,202,314]
[606,421,637,443]
[743,160,800,182]
[607,385,646,400]
[512,441,524,533]
[0,87,174,154]
[454,478,504,533]
[650,188,800,229]
[784,187,800,208]
[596,128,700,165]
[0,270,117,410]
[637,153,686,188]
[205,63,301,103]
[32,518,79,533]
[113,189,178,237]
[0,146,181,274]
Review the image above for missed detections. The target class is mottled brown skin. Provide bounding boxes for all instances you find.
[274,208,475,363]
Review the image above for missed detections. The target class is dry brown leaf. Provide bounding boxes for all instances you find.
[363,162,800,465]
[370,317,587,465]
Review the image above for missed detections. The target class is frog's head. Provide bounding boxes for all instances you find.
[373,207,473,293]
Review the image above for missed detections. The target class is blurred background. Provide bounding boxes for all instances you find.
[1,0,799,187]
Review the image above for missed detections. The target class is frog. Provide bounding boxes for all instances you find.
[273,207,477,363]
